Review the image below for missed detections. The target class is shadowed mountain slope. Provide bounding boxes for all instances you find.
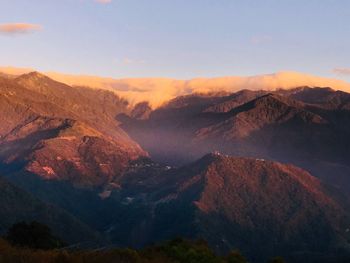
[0,176,101,245]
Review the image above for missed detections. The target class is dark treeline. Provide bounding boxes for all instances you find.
[0,237,286,263]
[2,222,350,263]
[0,222,285,263]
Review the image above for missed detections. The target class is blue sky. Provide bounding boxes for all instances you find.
[1,0,350,80]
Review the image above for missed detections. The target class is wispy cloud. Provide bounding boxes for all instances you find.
[0,23,42,35]
[95,0,112,4]
[333,68,350,76]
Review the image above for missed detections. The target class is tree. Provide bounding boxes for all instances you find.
[6,221,66,250]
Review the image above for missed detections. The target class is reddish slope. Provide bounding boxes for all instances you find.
[0,74,147,187]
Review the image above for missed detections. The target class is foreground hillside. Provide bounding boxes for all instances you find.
[4,152,349,261]
[113,153,350,262]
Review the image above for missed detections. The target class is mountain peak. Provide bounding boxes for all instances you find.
[15,71,56,89]
[17,71,49,80]
[250,92,304,109]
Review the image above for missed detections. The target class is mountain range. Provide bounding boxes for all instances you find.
[0,70,350,262]
[121,87,350,197]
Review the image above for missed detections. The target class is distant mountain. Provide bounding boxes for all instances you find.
[121,87,350,195]
[277,86,350,110]
[109,154,350,262]
[0,175,101,244]
[0,73,147,187]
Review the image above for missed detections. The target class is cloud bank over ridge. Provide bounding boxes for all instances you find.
[1,66,350,108]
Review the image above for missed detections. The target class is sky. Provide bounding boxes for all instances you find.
[0,0,350,80]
